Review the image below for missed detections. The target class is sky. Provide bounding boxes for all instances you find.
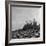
[11,6,42,31]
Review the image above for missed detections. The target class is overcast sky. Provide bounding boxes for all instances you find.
[11,6,42,31]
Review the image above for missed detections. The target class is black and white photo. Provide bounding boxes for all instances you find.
[5,1,45,45]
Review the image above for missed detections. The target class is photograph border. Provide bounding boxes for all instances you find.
[5,1,45,46]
